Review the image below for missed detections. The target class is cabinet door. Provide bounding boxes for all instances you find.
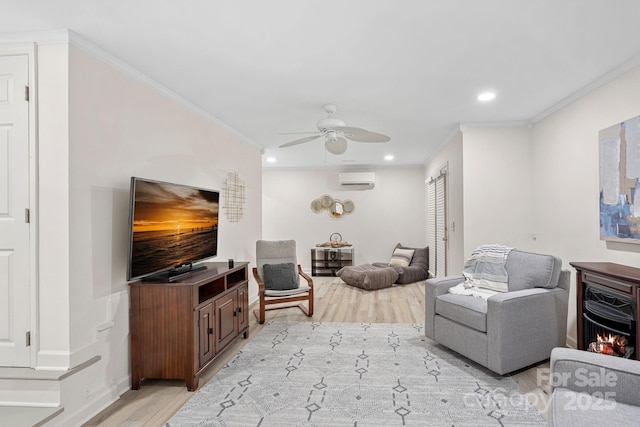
[198,302,215,368]
[215,293,238,350]
[237,283,249,333]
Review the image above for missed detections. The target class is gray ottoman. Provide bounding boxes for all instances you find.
[336,264,399,290]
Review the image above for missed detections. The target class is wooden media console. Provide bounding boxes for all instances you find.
[129,262,249,391]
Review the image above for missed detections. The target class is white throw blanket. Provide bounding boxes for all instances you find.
[449,244,513,300]
[449,282,500,299]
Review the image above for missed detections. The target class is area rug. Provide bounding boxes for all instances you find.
[166,321,545,426]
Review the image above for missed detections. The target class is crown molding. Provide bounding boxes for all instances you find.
[422,125,463,166]
[0,29,261,150]
[459,120,531,132]
[0,29,71,45]
[530,51,640,124]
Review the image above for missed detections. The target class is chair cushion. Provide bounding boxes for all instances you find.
[505,249,562,291]
[336,264,399,290]
[435,293,488,332]
[263,262,298,290]
[265,286,310,297]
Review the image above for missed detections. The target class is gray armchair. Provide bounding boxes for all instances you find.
[425,249,569,374]
[548,347,640,425]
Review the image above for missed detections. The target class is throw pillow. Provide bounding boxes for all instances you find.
[263,263,298,290]
[389,248,415,267]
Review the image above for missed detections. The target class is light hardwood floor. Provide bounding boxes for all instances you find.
[83,277,550,426]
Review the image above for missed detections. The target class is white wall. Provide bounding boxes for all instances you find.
[531,65,640,346]
[462,125,534,255]
[424,126,534,275]
[37,43,72,368]
[262,166,427,270]
[36,42,262,425]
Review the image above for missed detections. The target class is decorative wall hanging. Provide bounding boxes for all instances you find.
[223,171,245,222]
[599,114,640,243]
[310,194,354,219]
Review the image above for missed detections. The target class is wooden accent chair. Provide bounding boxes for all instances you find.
[252,240,314,324]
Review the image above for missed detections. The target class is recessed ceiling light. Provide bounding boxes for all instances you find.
[266,157,276,163]
[477,92,496,102]
[384,154,394,161]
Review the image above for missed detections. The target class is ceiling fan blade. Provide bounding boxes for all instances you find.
[278,131,321,135]
[345,131,391,143]
[279,134,323,148]
[332,126,368,135]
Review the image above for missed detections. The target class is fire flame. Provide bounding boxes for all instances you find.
[589,333,632,358]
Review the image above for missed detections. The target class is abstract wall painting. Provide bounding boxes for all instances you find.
[599,114,640,243]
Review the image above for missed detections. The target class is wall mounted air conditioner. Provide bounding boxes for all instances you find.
[339,172,375,188]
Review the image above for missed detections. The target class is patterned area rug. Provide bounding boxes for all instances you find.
[166,321,545,426]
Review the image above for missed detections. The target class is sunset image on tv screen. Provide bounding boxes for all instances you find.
[130,179,219,278]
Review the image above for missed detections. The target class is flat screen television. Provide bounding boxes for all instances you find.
[126,177,219,281]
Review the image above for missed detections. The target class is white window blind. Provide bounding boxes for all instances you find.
[427,171,447,277]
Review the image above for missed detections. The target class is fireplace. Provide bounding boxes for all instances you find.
[583,285,635,358]
[571,262,640,361]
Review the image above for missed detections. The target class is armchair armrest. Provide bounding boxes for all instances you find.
[486,287,569,374]
[252,267,265,295]
[424,275,464,339]
[298,265,313,288]
[550,347,640,407]
[425,275,464,295]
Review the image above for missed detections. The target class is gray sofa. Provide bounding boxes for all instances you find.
[549,347,640,426]
[425,249,569,374]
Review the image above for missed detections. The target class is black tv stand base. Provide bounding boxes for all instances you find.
[142,264,208,283]
[168,264,207,282]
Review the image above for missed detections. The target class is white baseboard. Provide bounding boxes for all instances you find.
[53,374,130,427]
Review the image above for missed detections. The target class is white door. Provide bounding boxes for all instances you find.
[0,53,31,366]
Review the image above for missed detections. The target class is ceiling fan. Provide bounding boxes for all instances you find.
[279,104,390,155]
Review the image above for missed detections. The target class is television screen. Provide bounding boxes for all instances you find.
[126,177,219,281]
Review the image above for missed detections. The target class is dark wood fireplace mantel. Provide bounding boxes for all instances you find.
[570,262,640,360]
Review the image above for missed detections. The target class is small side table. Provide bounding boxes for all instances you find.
[311,247,354,276]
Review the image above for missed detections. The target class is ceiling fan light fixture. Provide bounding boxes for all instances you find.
[317,117,346,131]
[326,130,338,142]
[325,137,347,155]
